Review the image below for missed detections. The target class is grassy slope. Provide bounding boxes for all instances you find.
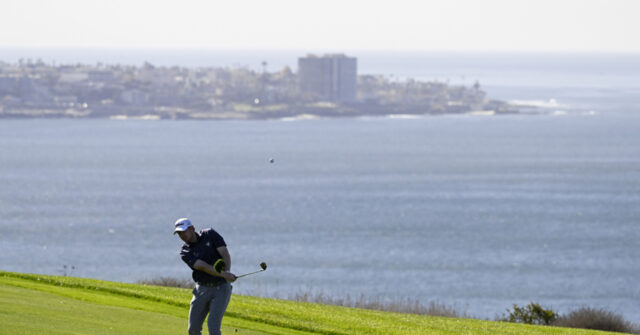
[0,271,621,335]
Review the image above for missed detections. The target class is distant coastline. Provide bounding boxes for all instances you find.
[0,58,519,120]
[3,49,639,120]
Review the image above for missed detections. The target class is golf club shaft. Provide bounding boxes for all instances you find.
[235,269,265,278]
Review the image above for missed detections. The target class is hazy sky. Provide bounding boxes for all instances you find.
[2,0,639,52]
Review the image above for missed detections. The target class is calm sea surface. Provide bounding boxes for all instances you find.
[1,50,639,321]
[1,114,639,321]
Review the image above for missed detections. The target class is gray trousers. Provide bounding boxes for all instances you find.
[188,282,232,335]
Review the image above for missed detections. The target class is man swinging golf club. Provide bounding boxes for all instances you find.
[174,218,236,335]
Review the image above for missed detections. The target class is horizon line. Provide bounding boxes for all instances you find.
[1,46,639,55]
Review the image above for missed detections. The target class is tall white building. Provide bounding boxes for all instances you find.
[298,54,357,103]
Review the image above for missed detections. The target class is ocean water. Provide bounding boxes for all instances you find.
[1,113,639,322]
[1,50,639,322]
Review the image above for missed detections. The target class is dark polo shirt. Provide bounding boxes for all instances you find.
[180,228,227,286]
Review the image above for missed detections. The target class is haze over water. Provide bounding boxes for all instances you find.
[1,50,639,322]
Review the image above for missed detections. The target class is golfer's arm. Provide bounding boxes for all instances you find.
[191,246,232,277]
[217,246,231,272]
[193,260,224,277]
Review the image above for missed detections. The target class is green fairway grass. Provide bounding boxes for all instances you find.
[0,271,626,335]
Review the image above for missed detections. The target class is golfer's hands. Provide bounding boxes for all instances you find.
[222,271,237,283]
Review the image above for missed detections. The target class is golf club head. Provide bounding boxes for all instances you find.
[235,262,268,279]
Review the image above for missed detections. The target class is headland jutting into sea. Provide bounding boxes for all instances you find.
[0,54,519,120]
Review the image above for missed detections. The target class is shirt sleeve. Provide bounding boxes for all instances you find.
[180,245,197,268]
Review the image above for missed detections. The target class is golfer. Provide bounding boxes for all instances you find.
[174,218,236,335]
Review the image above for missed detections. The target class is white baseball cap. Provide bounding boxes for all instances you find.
[173,218,193,234]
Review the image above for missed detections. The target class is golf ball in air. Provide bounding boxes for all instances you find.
[269,158,275,163]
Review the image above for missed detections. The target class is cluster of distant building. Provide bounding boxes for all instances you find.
[0,54,513,119]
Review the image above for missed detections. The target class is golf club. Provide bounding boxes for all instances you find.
[213,259,267,279]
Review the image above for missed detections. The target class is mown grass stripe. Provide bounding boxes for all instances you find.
[1,271,189,307]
